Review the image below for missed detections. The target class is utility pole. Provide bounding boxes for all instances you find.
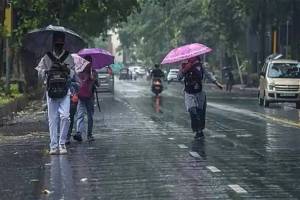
[286,19,289,58]
[4,0,12,93]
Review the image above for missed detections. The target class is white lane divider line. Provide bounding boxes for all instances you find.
[209,134,227,138]
[162,132,167,135]
[228,185,248,194]
[168,138,175,140]
[178,144,188,149]
[236,134,253,138]
[189,151,201,158]
[206,166,221,173]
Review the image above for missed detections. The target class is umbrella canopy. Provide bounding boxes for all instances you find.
[22,25,86,57]
[161,43,212,65]
[71,54,90,73]
[78,48,114,69]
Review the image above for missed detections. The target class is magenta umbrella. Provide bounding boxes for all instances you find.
[78,48,114,69]
[161,43,212,65]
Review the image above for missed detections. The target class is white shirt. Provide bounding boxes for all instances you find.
[35,50,75,80]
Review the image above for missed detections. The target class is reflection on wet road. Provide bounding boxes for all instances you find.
[116,79,300,199]
[0,78,299,199]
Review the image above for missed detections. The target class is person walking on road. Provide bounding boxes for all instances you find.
[178,56,223,139]
[73,56,98,142]
[224,67,234,92]
[35,32,76,155]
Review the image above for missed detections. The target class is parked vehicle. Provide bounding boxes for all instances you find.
[258,55,300,108]
[96,66,114,93]
[167,69,180,83]
[119,68,132,80]
[129,66,146,77]
[151,78,163,96]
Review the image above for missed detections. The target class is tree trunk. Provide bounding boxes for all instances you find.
[291,0,300,60]
[0,0,4,79]
[259,0,267,65]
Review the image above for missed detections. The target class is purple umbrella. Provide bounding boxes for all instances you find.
[161,43,212,65]
[78,48,114,69]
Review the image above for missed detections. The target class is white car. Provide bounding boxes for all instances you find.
[129,66,146,76]
[167,69,180,83]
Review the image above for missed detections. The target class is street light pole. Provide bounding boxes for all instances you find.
[286,19,289,58]
[4,0,11,93]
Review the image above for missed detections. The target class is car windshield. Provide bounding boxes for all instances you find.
[268,63,300,78]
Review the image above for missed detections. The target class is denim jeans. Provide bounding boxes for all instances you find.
[76,98,94,136]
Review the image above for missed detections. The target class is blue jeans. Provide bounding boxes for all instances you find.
[76,98,94,136]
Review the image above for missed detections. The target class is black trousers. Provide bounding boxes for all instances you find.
[67,101,78,138]
[189,99,207,132]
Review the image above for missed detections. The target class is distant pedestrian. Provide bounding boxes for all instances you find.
[35,32,76,155]
[224,67,234,92]
[73,56,98,142]
[178,56,223,139]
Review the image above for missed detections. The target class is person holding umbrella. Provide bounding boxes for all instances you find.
[178,56,223,139]
[73,55,98,142]
[35,31,77,155]
[161,43,222,139]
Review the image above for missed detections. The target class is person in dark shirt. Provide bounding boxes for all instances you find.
[151,64,165,79]
[178,56,223,139]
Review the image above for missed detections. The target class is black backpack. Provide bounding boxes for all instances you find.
[46,51,70,99]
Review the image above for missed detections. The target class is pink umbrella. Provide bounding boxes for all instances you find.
[78,48,114,69]
[161,43,212,65]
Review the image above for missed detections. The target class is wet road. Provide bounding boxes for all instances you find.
[0,78,300,199]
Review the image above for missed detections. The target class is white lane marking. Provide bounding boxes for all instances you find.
[215,129,246,132]
[228,185,248,194]
[236,134,253,138]
[189,151,201,158]
[206,166,221,173]
[162,132,167,135]
[168,138,175,140]
[178,144,188,149]
[209,134,227,138]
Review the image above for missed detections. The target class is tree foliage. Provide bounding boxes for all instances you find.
[118,0,300,73]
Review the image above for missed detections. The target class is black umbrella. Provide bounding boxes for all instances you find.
[22,25,86,57]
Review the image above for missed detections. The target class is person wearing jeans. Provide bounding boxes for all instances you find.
[36,32,76,155]
[73,55,97,142]
[75,97,95,141]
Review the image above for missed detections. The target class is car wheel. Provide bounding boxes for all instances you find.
[296,102,300,109]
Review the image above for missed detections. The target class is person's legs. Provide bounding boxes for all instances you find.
[58,95,70,146]
[198,96,207,131]
[74,99,86,141]
[67,101,77,143]
[86,98,94,137]
[47,95,59,152]
[189,107,199,133]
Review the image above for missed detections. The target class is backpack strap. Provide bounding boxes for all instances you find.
[46,51,69,63]
[46,52,59,63]
[59,51,69,63]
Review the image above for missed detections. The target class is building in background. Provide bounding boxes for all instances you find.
[107,30,123,64]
